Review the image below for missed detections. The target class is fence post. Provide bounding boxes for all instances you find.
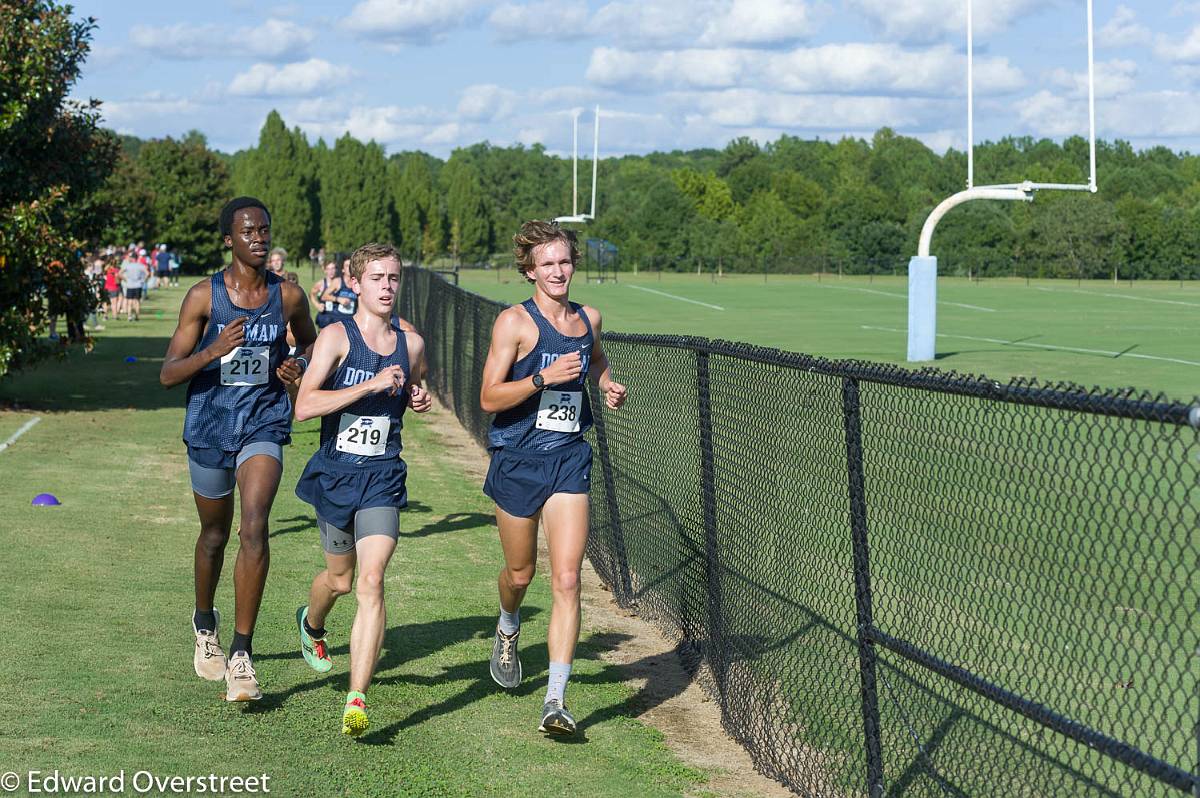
[842,377,884,798]
[590,387,634,607]
[697,348,726,700]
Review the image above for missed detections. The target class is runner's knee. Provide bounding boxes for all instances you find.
[197,524,229,555]
[356,569,385,601]
[327,571,354,596]
[237,521,269,554]
[550,568,580,597]
[505,564,535,590]
[238,507,270,537]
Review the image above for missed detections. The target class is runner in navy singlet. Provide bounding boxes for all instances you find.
[292,242,432,736]
[479,220,627,735]
[160,197,318,702]
[310,259,341,329]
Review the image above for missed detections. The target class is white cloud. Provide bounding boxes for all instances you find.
[670,88,943,131]
[844,0,1043,45]
[1047,59,1137,99]
[587,44,1024,96]
[340,0,488,45]
[1016,90,1083,138]
[1100,90,1200,138]
[696,0,823,47]
[457,84,519,122]
[1098,6,1151,49]
[98,91,204,129]
[590,1,707,47]
[1015,88,1200,141]
[488,1,589,42]
[229,59,353,97]
[128,19,313,61]
[587,47,750,91]
[589,0,818,49]
[1172,64,1200,86]
[1154,25,1200,63]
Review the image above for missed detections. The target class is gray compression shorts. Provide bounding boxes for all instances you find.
[318,507,400,555]
[187,441,283,499]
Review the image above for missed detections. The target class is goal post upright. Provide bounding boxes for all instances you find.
[907,0,1098,362]
[554,105,601,227]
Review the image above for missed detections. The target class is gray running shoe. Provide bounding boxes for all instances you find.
[538,698,576,735]
[489,626,522,689]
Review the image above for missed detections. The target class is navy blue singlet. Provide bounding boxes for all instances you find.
[315,317,410,466]
[488,299,593,452]
[334,280,357,317]
[183,271,291,461]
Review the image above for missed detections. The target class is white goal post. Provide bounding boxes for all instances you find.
[554,106,601,225]
[908,0,1098,361]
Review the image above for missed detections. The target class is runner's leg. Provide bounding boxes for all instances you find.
[348,530,397,694]
[542,493,589,666]
[230,454,282,652]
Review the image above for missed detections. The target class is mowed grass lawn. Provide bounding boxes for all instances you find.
[0,284,711,797]
[458,271,1199,402]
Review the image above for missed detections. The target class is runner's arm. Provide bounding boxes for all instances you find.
[583,307,627,409]
[277,283,318,386]
[479,308,538,413]
[294,325,401,421]
[160,282,238,388]
[406,333,432,413]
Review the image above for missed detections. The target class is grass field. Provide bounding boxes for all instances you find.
[0,284,740,798]
[456,271,1199,403]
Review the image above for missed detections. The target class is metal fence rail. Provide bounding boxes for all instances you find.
[399,266,1200,797]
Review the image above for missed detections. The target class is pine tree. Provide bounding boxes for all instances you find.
[235,111,316,264]
[442,154,491,263]
[321,134,392,252]
[390,153,437,263]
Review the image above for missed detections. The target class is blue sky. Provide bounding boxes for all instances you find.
[71,1,1200,161]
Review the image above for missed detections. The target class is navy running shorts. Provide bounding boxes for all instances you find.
[295,455,408,531]
[483,440,592,519]
[187,441,283,499]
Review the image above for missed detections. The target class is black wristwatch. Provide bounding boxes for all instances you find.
[532,373,545,390]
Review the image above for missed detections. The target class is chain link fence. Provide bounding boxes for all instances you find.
[399,266,1200,797]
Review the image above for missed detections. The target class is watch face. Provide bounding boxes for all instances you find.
[533,374,544,388]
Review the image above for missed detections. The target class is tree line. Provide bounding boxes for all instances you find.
[100,110,1200,282]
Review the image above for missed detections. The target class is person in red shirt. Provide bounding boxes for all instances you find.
[104,259,122,318]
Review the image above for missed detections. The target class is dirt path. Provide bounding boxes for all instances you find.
[422,400,796,798]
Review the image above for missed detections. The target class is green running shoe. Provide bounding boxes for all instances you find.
[297,606,333,673]
[342,691,368,736]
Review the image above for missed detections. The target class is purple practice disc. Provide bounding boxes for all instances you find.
[32,493,61,506]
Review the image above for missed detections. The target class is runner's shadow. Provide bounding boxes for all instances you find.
[402,511,495,538]
[270,515,315,538]
[248,612,540,712]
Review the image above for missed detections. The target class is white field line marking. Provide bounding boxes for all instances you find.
[628,283,724,310]
[861,326,1200,367]
[1034,286,1200,308]
[0,416,42,453]
[821,284,995,312]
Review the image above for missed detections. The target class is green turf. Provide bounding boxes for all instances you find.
[457,271,1199,403]
[0,284,716,798]
[433,270,1197,795]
